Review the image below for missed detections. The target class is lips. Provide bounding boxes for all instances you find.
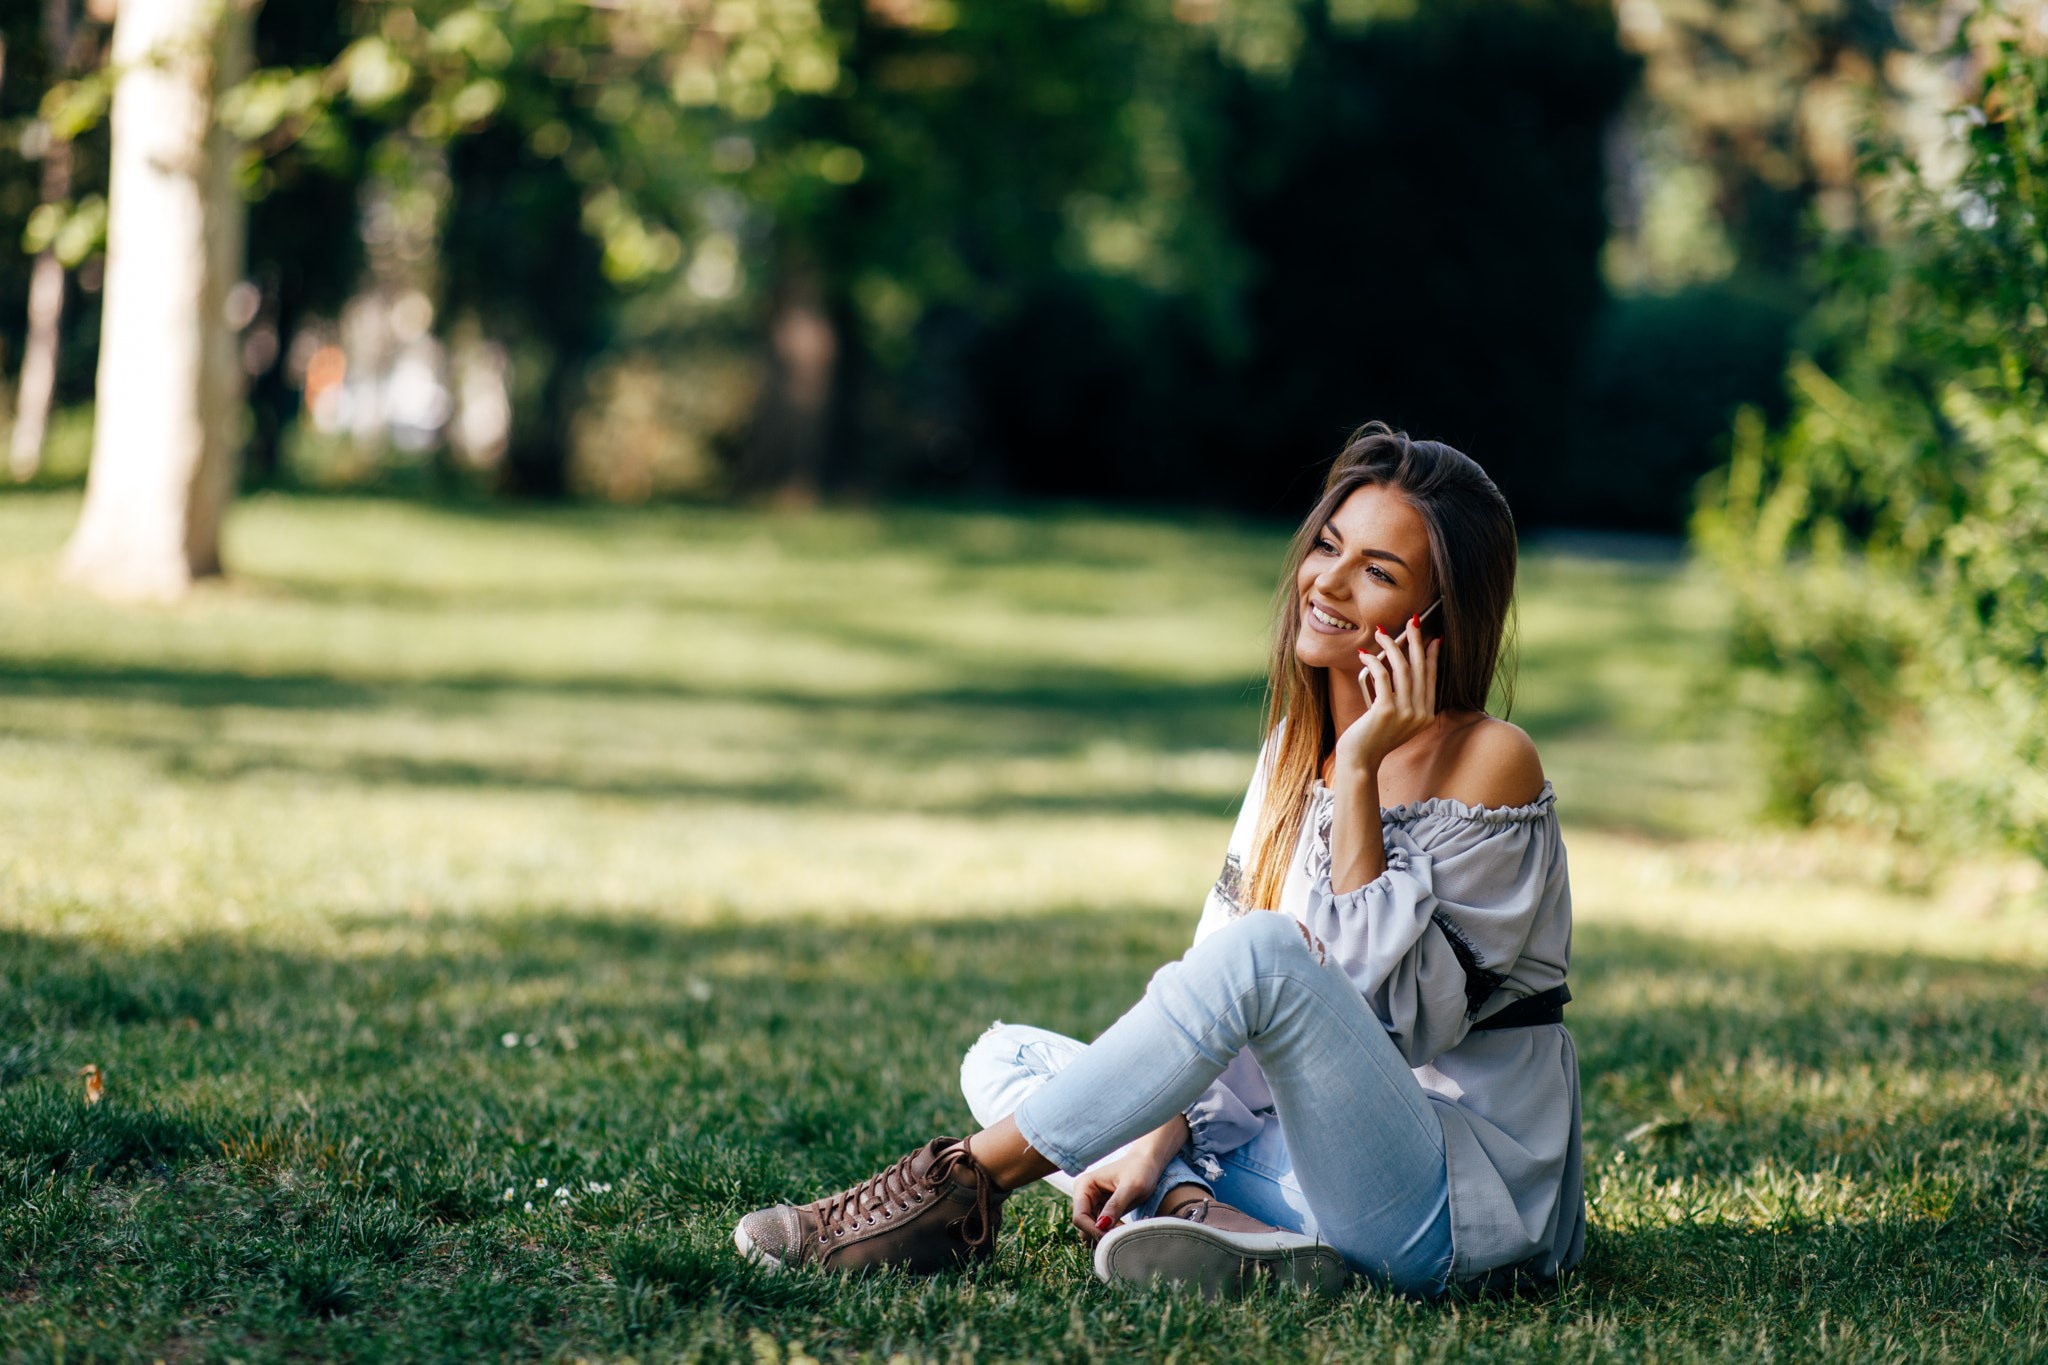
[1307,600,1357,632]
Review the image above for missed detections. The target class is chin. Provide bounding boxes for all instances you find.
[1293,635,1342,672]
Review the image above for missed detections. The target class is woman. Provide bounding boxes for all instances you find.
[734,422,1583,1298]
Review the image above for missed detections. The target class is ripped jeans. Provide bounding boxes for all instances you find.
[958,911,1455,1296]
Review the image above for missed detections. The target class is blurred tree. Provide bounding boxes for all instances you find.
[229,0,839,498]
[1608,0,1921,284]
[733,0,1192,502]
[2,0,109,484]
[239,0,366,486]
[60,0,256,601]
[1695,1,2047,870]
[11,0,81,481]
[969,0,1635,520]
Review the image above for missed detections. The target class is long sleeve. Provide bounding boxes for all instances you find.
[1301,792,1562,1068]
[1300,845,1466,1065]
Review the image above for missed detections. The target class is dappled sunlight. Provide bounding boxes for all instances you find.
[4,494,2043,1357]
[1570,828,2048,965]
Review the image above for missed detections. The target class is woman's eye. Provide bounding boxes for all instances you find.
[1368,567,1394,584]
[1312,537,1335,554]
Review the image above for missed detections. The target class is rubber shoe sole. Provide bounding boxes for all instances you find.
[1093,1219,1349,1299]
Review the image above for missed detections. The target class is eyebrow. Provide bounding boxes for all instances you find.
[1321,522,1410,570]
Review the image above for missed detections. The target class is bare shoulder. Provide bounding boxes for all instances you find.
[1435,715,1546,810]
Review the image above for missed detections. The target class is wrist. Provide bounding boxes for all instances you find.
[1332,756,1381,793]
[1138,1115,1190,1160]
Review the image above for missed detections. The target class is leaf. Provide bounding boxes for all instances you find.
[79,1063,105,1106]
[38,75,113,141]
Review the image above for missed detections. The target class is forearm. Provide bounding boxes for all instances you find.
[1328,764,1387,895]
[1132,1113,1190,1164]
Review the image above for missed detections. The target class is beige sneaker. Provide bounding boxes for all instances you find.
[1093,1197,1348,1299]
[733,1137,1008,1275]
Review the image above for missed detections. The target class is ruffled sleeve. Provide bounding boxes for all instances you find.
[1302,784,1563,1068]
[1179,1050,1272,1180]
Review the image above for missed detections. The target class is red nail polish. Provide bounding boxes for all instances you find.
[1410,613,1420,628]
[1096,1214,1112,1232]
[1374,624,1384,635]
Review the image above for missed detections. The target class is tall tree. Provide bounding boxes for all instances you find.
[61,0,257,600]
[8,0,87,482]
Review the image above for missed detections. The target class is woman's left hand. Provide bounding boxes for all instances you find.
[1070,1146,1170,1242]
[1335,619,1440,777]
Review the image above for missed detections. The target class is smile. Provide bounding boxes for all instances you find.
[1308,602,1358,632]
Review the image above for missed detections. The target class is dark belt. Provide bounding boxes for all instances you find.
[1466,984,1571,1031]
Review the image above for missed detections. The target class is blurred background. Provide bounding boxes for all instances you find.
[0,0,2041,875]
[0,0,1992,517]
[3,0,2040,874]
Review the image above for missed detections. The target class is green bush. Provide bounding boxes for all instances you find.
[1693,6,2047,875]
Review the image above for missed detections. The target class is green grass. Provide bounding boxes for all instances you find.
[1,489,2043,1363]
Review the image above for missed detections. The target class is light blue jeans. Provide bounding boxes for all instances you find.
[959,911,1454,1296]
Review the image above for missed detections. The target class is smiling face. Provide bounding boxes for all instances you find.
[1292,483,1437,673]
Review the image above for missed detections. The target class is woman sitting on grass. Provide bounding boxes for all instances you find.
[734,422,1583,1298]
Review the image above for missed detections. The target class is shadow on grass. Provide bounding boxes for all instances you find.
[2,908,2042,1355]
[4,909,2043,1187]
[0,655,1272,818]
[0,656,1264,731]
[0,649,1692,833]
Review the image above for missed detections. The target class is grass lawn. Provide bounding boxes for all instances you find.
[1,489,2043,1362]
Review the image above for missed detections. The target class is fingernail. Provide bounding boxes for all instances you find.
[1374,624,1384,635]
[1096,1214,1112,1232]
[1411,613,1420,628]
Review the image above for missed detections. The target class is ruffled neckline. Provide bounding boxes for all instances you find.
[1309,778,1557,827]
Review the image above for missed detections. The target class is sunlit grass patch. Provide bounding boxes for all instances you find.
[1,490,2043,1361]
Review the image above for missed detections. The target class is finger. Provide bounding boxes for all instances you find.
[1071,1176,1104,1228]
[1375,624,1410,696]
[1404,614,1431,714]
[1424,636,1440,711]
[1357,650,1389,704]
[1098,1184,1138,1228]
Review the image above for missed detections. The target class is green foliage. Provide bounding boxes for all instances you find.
[1694,7,2048,870]
[967,0,1638,517]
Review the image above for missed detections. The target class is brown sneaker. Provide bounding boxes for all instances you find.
[1094,1197,1348,1299]
[733,1137,1008,1275]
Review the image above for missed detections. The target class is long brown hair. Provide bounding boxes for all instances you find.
[1243,421,1521,910]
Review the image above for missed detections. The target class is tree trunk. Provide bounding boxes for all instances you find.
[61,0,255,601]
[10,233,70,483]
[735,257,838,506]
[9,0,77,483]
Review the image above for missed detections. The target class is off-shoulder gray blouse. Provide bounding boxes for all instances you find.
[1186,730,1585,1286]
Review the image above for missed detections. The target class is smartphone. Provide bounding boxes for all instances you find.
[1386,597,1443,645]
